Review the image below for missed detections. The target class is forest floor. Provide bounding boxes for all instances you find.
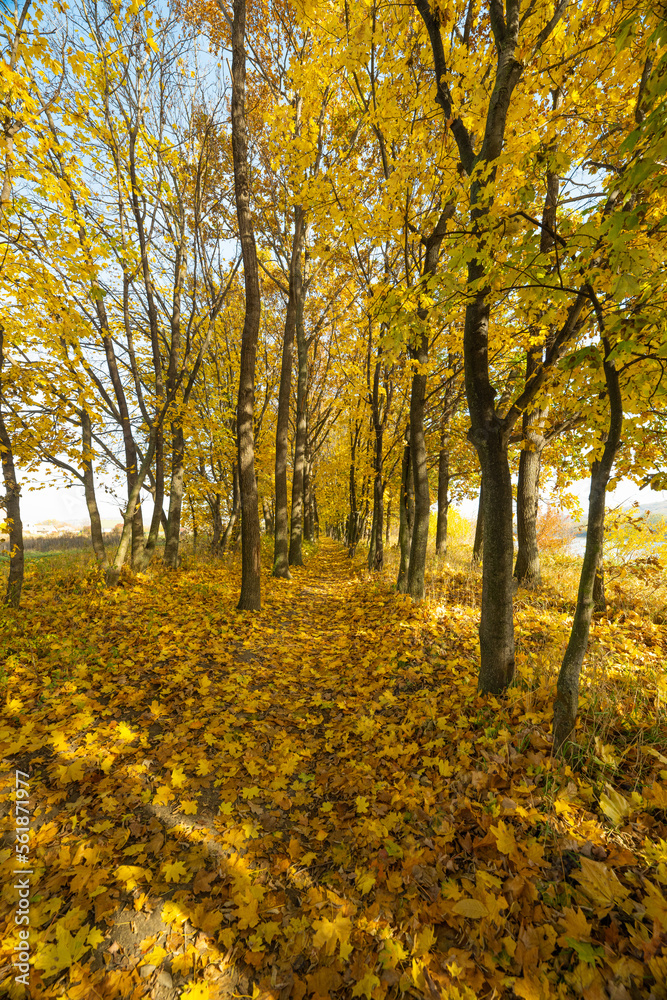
[1,539,666,1000]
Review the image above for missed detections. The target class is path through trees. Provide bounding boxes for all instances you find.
[1,542,665,997]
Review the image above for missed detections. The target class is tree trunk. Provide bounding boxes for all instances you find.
[435,418,450,557]
[97,306,145,571]
[220,464,240,554]
[81,409,108,569]
[553,334,623,752]
[472,477,484,567]
[403,203,455,597]
[107,433,156,585]
[0,416,22,608]
[273,206,303,578]
[397,437,412,592]
[264,499,275,536]
[289,289,308,567]
[406,332,429,599]
[210,494,223,550]
[474,428,515,693]
[232,0,262,610]
[369,424,384,571]
[385,497,391,545]
[163,420,185,569]
[303,434,313,543]
[514,351,546,586]
[347,456,358,556]
[130,491,145,569]
[140,426,164,568]
[0,327,23,607]
[465,257,516,692]
[313,493,320,538]
[190,495,198,559]
[414,0,527,691]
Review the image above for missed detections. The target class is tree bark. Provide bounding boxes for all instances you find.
[263,499,274,536]
[406,330,430,599]
[106,433,156,586]
[81,409,108,569]
[397,436,412,592]
[303,430,313,543]
[220,463,240,554]
[369,426,384,571]
[385,497,391,545]
[464,262,516,692]
[190,495,198,558]
[472,424,515,692]
[273,206,303,578]
[347,456,358,556]
[554,333,622,752]
[100,316,145,569]
[514,351,547,586]
[289,287,308,567]
[415,0,574,694]
[232,0,262,610]
[404,202,456,597]
[210,493,222,550]
[0,327,23,608]
[163,420,185,569]
[140,427,164,568]
[472,476,483,567]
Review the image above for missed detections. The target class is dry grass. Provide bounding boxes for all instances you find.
[359,533,667,789]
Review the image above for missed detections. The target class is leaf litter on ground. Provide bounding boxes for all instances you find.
[0,540,666,999]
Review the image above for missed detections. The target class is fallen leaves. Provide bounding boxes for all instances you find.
[0,542,666,999]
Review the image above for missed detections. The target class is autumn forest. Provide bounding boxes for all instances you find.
[1,0,667,997]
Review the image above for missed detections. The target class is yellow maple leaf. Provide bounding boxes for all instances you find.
[143,944,168,965]
[34,923,91,977]
[259,920,281,944]
[355,869,375,895]
[234,888,261,929]
[312,913,352,955]
[172,948,196,976]
[491,820,519,858]
[351,971,380,998]
[56,759,86,784]
[154,785,174,805]
[51,730,69,753]
[574,857,630,913]
[87,927,106,948]
[180,799,198,814]
[557,907,592,945]
[117,722,136,741]
[412,924,436,957]
[134,892,149,912]
[116,865,150,889]
[171,765,187,788]
[162,900,188,925]
[162,860,188,883]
